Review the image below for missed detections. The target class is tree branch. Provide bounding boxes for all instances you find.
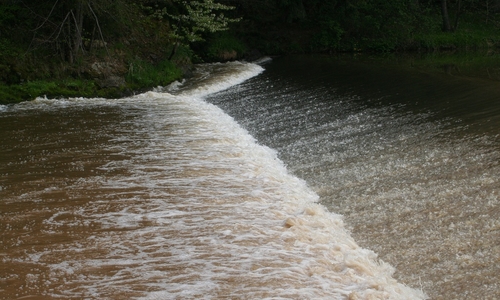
[70,8,85,55]
[87,2,110,57]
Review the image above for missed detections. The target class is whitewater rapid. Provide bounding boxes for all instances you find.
[0,61,425,299]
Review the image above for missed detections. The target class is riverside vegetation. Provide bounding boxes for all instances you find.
[2,0,500,104]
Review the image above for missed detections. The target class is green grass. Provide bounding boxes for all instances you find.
[413,30,498,50]
[206,34,247,61]
[0,79,127,105]
[0,80,91,104]
[126,58,182,89]
[411,17,500,51]
[0,59,184,105]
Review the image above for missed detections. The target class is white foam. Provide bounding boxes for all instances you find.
[1,61,426,299]
[252,56,273,65]
[174,61,264,98]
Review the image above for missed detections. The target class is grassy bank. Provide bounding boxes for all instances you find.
[0,57,184,105]
[410,17,500,51]
[3,6,500,106]
[0,32,251,105]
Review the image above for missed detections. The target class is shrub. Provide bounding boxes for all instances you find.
[126,59,182,88]
[206,34,246,61]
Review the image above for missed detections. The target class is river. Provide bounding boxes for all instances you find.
[1,55,499,299]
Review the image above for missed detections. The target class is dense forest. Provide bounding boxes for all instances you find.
[1,0,500,103]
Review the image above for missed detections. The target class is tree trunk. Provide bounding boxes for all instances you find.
[66,16,74,63]
[453,0,462,31]
[168,42,178,61]
[441,0,452,32]
[73,1,84,58]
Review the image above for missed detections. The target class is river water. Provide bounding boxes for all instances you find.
[0,55,499,299]
[204,55,500,300]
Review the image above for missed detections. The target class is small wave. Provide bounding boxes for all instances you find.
[252,56,273,65]
[176,61,264,98]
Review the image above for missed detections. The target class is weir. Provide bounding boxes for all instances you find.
[206,56,500,300]
[0,61,425,298]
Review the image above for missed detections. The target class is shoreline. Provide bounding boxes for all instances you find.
[3,49,500,106]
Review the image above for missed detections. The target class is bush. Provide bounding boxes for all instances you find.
[312,20,344,52]
[126,59,182,88]
[206,34,246,61]
[0,79,130,104]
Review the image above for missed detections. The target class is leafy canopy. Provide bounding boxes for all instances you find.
[146,0,240,43]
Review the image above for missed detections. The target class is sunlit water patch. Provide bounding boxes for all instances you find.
[0,61,424,299]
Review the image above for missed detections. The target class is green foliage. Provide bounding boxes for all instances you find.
[144,0,240,44]
[4,0,500,104]
[0,38,23,84]
[342,0,418,51]
[0,84,23,104]
[126,59,182,88]
[0,38,18,58]
[277,0,307,23]
[0,4,18,27]
[206,34,246,61]
[0,79,114,104]
[312,20,344,51]
[412,16,500,50]
[239,0,500,54]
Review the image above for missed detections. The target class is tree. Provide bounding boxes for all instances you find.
[23,0,134,62]
[143,0,239,60]
[440,0,463,32]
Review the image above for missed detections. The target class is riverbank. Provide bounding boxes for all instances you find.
[0,34,253,105]
[0,55,187,105]
[2,50,500,106]
[3,1,500,106]
[2,16,500,106]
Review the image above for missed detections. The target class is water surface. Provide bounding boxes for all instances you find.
[0,61,423,299]
[206,55,500,300]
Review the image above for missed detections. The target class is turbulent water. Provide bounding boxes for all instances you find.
[204,55,500,300]
[0,60,426,299]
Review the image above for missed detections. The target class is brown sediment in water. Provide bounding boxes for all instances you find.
[0,94,424,299]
